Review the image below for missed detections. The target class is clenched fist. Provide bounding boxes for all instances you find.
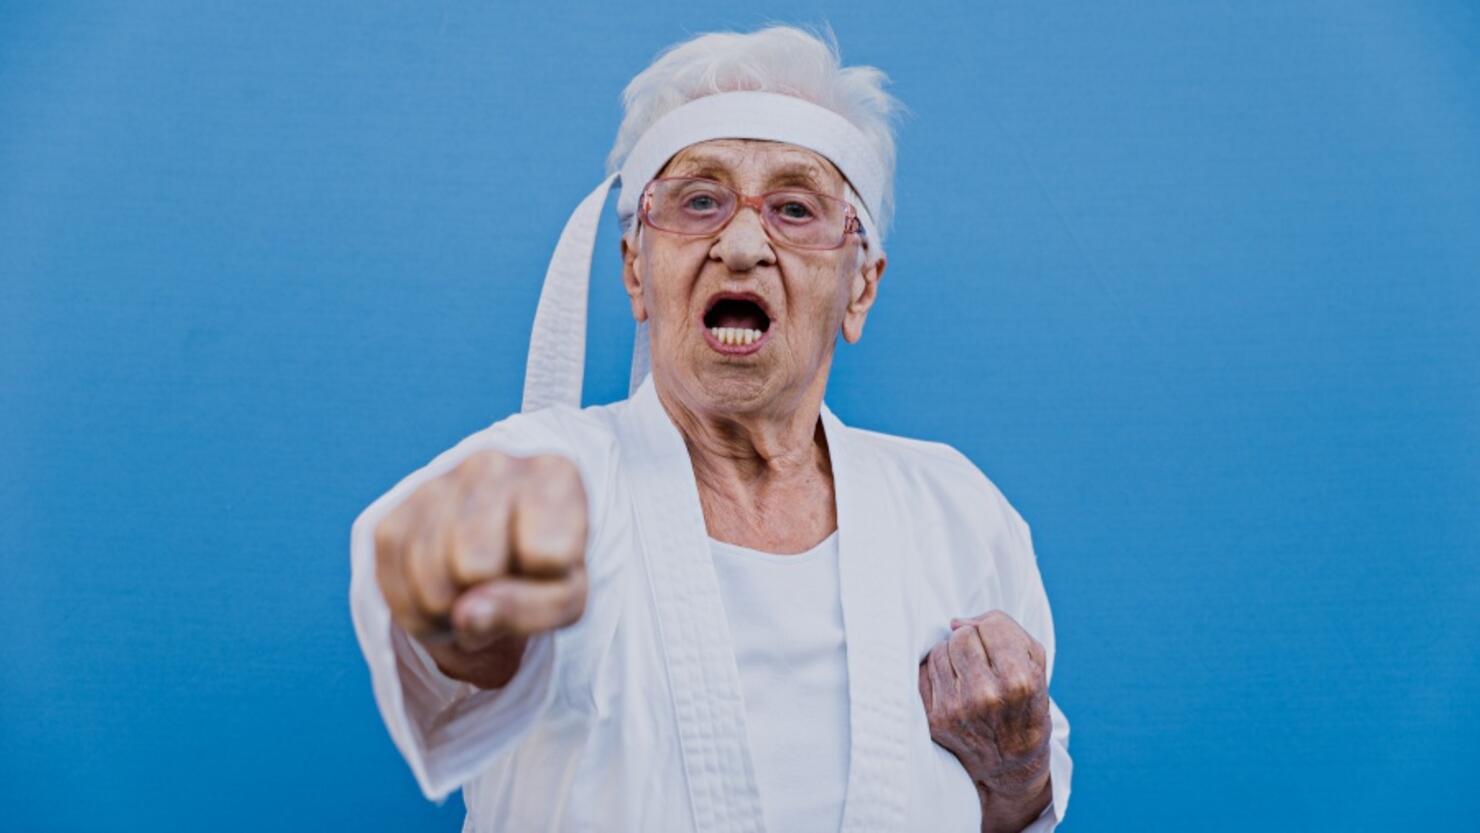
[919,610,1053,832]
[373,450,589,688]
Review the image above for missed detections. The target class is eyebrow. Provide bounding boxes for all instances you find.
[667,156,837,193]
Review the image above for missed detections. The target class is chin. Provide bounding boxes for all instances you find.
[693,366,776,413]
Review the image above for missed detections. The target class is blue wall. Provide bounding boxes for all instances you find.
[3,2,1476,830]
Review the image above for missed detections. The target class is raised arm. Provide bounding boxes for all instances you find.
[918,483,1072,832]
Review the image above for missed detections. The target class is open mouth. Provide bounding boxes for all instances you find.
[702,294,772,351]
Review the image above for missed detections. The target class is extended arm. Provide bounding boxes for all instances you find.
[348,418,592,801]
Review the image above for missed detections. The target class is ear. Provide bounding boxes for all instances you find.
[841,251,886,344]
[620,227,648,324]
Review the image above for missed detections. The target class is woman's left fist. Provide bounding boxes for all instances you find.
[918,610,1052,800]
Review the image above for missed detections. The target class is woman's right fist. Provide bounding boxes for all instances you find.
[373,450,589,664]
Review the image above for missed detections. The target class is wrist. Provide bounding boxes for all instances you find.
[974,756,1052,833]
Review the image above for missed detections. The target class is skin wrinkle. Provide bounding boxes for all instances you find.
[668,153,832,193]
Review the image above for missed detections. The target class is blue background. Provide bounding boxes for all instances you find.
[3,2,1476,830]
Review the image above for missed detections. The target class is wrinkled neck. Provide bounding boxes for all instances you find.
[653,373,833,500]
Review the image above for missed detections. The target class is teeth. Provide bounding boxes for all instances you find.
[710,326,764,346]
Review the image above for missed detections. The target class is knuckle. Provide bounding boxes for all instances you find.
[372,515,401,554]
[973,682,1005,709]
[454,452,523,512]
[513,514,586,575]
[1028,639,1047,667]
[1006,671,1039,701]
[374,502,420,555]
[457,448,517,480]
[526,455,586,499]
[982,610,1012,628]
[447,517,510,585]
[953,633,976,659]
[414,471,455,506]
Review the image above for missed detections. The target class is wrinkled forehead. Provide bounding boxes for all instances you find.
[658,139,846,196]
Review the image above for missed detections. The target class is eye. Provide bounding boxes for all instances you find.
[777,201,815,220]
[684,194,720,212]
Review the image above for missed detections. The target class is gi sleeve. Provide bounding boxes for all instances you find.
[347,408,603,804]
[991,504,1073,831]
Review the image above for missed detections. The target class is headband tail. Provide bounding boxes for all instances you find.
[521,173,619,413]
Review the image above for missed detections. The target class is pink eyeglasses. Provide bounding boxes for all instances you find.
[638,176,865,250]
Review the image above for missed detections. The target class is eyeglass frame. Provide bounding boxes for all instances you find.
[636,176,867,251]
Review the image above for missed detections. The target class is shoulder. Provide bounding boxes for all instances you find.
[467,398,630,466]
[845,425,1009,500]
[840,424,1048,625]
[841,423,1031,541]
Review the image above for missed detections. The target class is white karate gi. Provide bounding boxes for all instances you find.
[349,373,1072,832]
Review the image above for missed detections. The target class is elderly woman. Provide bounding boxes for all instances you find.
[350,25,1071,833]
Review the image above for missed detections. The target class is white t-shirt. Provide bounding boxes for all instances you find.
[708,531,850,833]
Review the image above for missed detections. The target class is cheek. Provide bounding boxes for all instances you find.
[782,291,846,352]
[808,267,854,328]
[641,249,703,330]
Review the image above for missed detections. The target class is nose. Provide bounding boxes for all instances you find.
[710,204,776,273]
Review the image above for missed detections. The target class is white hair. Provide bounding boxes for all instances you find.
[607,23,906,244]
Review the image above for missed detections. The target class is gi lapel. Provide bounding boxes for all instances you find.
[822,403,914,833]
[618,375,767,833]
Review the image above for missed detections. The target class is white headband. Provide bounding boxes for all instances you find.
[521,90,886,413]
